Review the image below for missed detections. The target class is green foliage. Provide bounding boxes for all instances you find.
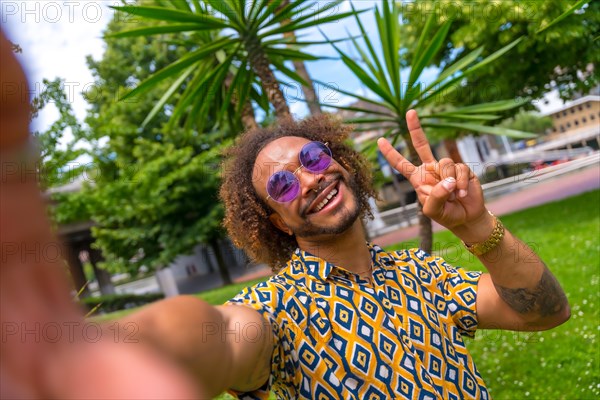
[399,0,598,105]
[319,1,539,164]
[90,138,228,273]
[500,111,553,135]
[109,0,359,126]
[29,78,96,227]
[80,292,164,315]
[31,78,87,189]
[76,13,236,275]
[387,189,600,399]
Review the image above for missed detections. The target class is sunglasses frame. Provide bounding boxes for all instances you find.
[265,141,331,204]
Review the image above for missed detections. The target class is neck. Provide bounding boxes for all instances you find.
[295,219,372,275]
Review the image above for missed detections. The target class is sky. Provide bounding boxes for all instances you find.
[2,1,116,132]
[1,0,563,137]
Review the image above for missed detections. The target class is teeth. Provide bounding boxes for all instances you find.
[315,188,338,212]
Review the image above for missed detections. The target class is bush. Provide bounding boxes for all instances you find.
[80,293,164,315]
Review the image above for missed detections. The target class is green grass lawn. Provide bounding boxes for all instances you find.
[101,190,600,399]
[387,189,600,399]
[91,277,269,322]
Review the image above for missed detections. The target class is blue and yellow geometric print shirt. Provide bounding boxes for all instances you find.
[227,243,489,399]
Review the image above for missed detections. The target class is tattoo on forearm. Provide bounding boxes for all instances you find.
[495,267,568,317]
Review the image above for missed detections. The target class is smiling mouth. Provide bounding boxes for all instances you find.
[307,181,340,215]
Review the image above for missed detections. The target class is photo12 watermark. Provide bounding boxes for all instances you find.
[1,321,139,344]
[0,1,116,24]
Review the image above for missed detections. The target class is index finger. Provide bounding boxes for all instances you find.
[406,109,436,164]
[377,137,417,181]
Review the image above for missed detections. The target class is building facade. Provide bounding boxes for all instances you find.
[547,95,600,136]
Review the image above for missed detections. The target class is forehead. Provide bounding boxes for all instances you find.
[255,136,311,168]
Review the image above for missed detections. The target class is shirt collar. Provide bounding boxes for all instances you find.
[290,242,394,281]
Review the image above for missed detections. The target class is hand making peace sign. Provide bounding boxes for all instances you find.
[377,110,487,230]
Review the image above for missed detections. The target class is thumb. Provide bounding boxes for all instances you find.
[423,177,456,217]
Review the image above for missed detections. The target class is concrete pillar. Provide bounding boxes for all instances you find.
[155,268,179,297]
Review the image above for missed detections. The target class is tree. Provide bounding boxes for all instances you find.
[500,111,553,135]
[30,78,86,190]
[399,0,598,106]
[80,14,240,284]
[109,0,357,125]
[320,2,537,252]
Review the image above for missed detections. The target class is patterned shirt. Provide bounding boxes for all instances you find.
[226,243,489,399]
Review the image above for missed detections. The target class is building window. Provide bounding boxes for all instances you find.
[560,126,565,132]
[583,117,587,123]
[555,114,560,119]
[591,114,596,120]
[566,122,571,128]
[575,120,579,126]
[578,105,583,111]
[552,127,557,132]
[587,103,592,108]
[563,111,567,116]
[571,108,575,114]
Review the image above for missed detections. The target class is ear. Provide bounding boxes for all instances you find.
[269,213,293,236]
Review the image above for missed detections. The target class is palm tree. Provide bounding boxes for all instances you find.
[322,1,589,252]
[110,0,356,126]
[320,2,537,252]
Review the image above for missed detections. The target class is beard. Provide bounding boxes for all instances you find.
[289,174,362,238]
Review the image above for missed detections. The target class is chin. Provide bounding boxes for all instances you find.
[293,204,360,238]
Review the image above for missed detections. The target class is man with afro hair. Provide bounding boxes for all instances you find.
[211,111,569,399]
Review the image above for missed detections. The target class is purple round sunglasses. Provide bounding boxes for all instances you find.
[265,141,332,203]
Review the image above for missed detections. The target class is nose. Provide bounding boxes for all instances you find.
[297,168,325,198]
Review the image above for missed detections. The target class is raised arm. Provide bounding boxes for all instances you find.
[117,297,274,396]
[377,110,570,331]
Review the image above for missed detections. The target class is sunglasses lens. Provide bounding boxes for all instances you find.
[300,142,331,173]
[267,170,300,203]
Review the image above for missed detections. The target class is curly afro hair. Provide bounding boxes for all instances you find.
[219,114,376,271]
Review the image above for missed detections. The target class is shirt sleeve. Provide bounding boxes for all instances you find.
[224,279,297,400]
[405,248,482,338]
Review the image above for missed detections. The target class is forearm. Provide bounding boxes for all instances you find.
[111,296,236,397]
[452,212,570,328]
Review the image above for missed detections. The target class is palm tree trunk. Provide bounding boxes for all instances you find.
[291,59,321,115]
[277,0,321,116]
[241,101,258,130]
[443,138,463,163]
[209,238,232,286]
[417,203,433,253]
[244,38,291,121]
[88,247,115,296]
[65,245,90,298]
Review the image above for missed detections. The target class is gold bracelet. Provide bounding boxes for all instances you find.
[463,211,505,256]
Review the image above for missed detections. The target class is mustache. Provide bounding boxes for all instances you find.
[300,173,343,217]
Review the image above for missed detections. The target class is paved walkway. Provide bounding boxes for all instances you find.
[232,164,600,283]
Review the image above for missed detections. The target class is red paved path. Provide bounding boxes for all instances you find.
[235,164,599,282]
